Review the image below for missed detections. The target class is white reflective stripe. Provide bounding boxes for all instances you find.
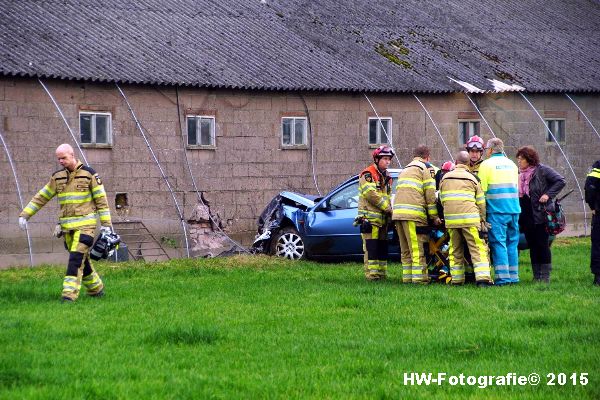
[486,193,518,199]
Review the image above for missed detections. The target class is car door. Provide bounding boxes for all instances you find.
[303,180,363,256]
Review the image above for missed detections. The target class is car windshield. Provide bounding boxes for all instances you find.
[327,177,399,210]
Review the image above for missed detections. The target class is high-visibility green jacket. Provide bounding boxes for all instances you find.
[585,161,600,212]
[439,164,486,228]
[358,164,392,227]
[20,161,111,230]
[392,157,438,223]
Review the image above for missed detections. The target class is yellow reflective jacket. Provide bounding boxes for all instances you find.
[20,161,112,231]
[392,157,438,223]
[439,164,486,228]
[358,164,392,227]
[468,158,483,179]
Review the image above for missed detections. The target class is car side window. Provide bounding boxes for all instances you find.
[328,182,359,210]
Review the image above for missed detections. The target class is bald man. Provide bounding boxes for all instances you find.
[19,144,112,301]
[439,151,492,286]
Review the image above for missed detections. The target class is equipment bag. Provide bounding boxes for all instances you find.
[544,200,566,235]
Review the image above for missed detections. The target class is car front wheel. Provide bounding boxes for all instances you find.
[271,227,305,260]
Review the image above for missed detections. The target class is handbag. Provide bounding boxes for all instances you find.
[544,189,573,235]
[544,200,566,235]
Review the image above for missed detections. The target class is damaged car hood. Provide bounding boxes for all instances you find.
[279,191,318,209]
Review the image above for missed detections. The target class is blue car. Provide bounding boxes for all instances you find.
[252,168,545,261]
[253,169,403,260]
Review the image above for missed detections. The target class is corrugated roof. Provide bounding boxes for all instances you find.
[0,0,598,93]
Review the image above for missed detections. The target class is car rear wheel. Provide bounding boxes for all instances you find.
[271,227,305,260]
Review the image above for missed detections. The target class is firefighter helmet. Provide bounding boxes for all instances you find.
[466,135,484,150]
[441,161,456,172]
[372,145,395,161]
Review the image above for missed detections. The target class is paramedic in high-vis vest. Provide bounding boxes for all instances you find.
[478,138,521,285]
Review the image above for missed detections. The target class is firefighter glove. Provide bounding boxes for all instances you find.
[18,217,27,230]
[480,221,491,233]
[100,226,113,235]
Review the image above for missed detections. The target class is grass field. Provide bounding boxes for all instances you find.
[0,237,598,399]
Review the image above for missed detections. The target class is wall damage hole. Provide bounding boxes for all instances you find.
[115,193,129,210]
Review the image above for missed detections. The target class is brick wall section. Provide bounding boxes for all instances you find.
[1,76,599,266]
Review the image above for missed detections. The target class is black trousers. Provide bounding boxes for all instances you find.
[523,223,551,265]
[592,214,600,275]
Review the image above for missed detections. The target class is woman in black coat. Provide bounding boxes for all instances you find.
[516,146,566,283]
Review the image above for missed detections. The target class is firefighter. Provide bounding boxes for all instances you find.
[392,145,441,283]
[18,144,112,301]
[435,160,455,190]
[357,145,394,280]
[479,138,521,285]
[465,135,485,178]
[585,160,600,285]
[439,151,492,286]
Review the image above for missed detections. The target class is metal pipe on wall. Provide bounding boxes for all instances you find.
[564,93,600,141]
[519,92,588,235]
[0,128,34,267]
[116,83,191,258]
[413,94,453,160]
[173,87,249,253]
[363,93,403,166]
[38,78,89,166]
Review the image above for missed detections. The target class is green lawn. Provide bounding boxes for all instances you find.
[0,238,598,399]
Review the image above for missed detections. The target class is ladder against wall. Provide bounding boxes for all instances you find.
[112,220,170,262]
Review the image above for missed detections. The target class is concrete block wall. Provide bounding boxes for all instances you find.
[1,76,598,266]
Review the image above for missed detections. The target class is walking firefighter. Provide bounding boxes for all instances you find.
[18,144,112,301]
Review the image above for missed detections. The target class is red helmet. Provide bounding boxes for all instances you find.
[441,161,455,171]
[373,145,395,161]
[466,135,484,150]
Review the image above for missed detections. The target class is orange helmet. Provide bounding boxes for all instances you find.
[372,145,395,161]
[466,135,484,150]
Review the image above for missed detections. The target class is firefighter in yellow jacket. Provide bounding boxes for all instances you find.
[392,145,440,283]
[18,144,112,301]
[357,146,394,280]
[439,151,493,286]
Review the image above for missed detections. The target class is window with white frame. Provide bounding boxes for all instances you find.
[80,112,112,145]
[368,117,391,145]
[458,120,480,145]
[545,119,565,142]
[187,115,216,147]
[281,117,307,146]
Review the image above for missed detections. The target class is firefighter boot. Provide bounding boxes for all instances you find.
[82,271,105,297]
[594,274,600,286]
[531,264,542,282]
[61,275,81,302]
[539,264,552,283]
